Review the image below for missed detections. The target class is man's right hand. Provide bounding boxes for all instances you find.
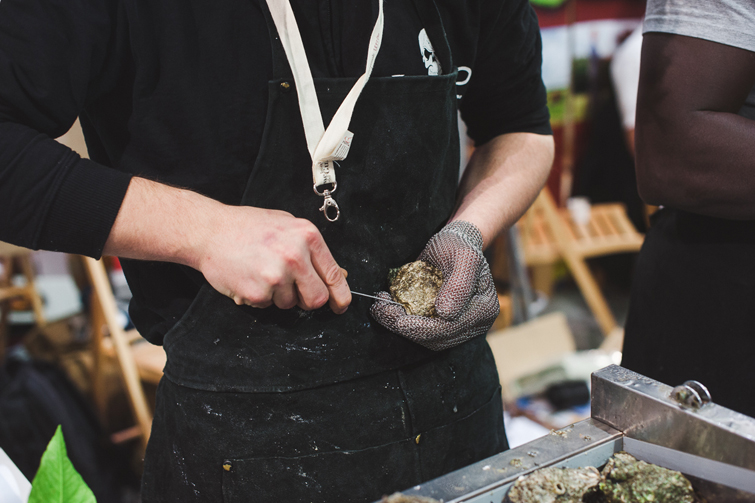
[103,177,351,313]
[199,206,351,312]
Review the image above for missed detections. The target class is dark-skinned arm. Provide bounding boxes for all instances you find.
[635,32,755,219]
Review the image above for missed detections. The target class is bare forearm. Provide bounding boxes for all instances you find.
[103,177,351,312]
[451,132,554,248]
[636,33,755,219]
[103,177,221,269]
[637,110,755,219]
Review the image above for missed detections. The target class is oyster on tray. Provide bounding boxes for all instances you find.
[504,466,601,503]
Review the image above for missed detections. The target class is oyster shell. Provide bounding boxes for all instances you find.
[380,493,441,503]
[598,452,697,503]
[389,261,443,317]
[503,466,601,503]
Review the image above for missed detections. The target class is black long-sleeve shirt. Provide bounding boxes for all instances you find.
[0,0,550,343]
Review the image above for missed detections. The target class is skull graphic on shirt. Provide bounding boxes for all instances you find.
[418,28,441,76]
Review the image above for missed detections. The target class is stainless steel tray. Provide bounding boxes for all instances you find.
[380,365,755,503]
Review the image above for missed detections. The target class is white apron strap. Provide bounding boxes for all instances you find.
[265,0,385,221]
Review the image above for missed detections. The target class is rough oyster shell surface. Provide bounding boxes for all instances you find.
[598,452,697,503]
[504,466,601,503]
[389,261,443,317]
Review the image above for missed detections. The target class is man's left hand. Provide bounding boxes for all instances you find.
[370,220,499,351]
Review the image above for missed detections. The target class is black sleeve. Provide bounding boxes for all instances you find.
[0,0,132,257]
[459,0,552,146]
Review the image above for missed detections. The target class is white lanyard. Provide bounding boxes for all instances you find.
[266,0,384,221]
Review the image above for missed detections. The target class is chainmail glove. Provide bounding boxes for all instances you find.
[371,220,500,351]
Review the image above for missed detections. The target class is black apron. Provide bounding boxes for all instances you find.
[141,1,506,501]
[623,208,755,418]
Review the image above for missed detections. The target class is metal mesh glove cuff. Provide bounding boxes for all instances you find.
[439,220,484,248]
[371,220,500,351]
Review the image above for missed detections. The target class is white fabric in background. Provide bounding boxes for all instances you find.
[610,25,643,131]
[503,411,550,449]
[0,448,30,503]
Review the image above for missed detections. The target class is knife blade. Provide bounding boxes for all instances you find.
[350,290,404,307]
[340,267,404,307]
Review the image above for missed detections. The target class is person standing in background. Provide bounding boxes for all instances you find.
[622,0,755,417]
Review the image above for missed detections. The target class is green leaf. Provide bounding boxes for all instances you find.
[530,0,568,7]
[28,425,97,503]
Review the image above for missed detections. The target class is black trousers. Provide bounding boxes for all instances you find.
[623,208,755,418]
[141,341,507,502]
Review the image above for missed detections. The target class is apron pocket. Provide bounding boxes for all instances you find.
[221,439,419,503]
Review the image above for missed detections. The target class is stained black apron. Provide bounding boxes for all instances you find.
[623,208,755,418]
[141,1,506,501]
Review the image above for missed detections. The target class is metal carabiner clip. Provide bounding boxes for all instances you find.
[314,182,340,222]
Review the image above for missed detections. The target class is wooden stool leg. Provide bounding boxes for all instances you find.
[18,254,46,328]
[84,257,152,452]
[537,191,618,336]
[0,303,7,363]
[531,263,556,298]
[562,254,618,335]
[0,257,9,362]
[89,293,108,421]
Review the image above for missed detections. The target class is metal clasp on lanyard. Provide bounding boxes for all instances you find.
[314,182,340,222]
[265,0,383,223]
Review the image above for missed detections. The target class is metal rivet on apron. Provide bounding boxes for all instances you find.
[222,461,233,472]
[415,434,421,445]
[280,81,291,93]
